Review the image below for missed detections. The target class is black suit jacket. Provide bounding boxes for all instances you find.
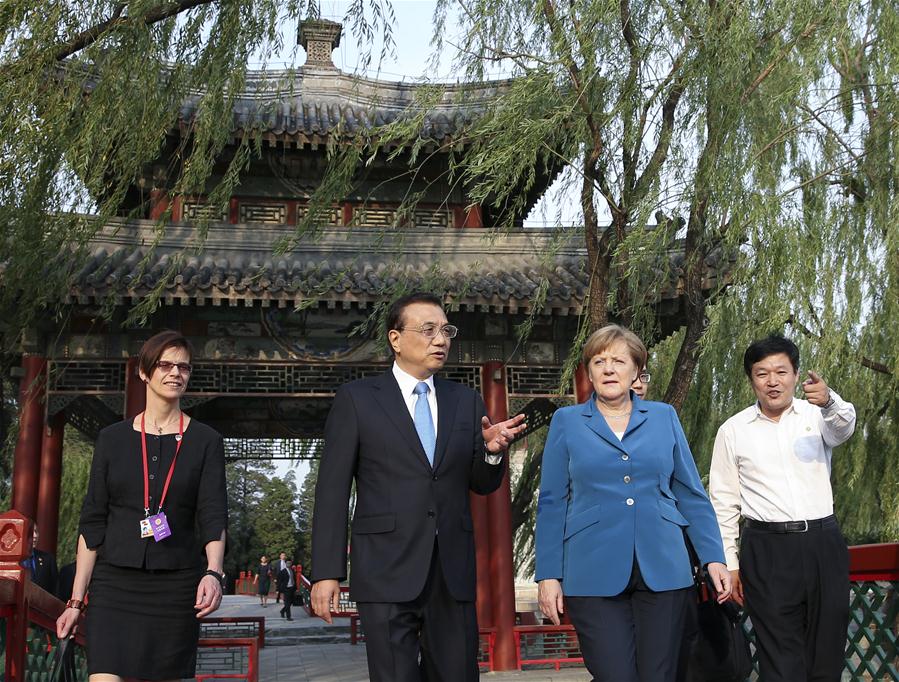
[25,548,58,595]
[311,371,504,603]
[276,567,295,593]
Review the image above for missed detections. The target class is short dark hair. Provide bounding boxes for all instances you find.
[138,330,194,378]
[385,292,445,336]
[743,334,799,376]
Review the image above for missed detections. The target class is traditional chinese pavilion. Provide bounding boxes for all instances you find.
[8,19,733,671]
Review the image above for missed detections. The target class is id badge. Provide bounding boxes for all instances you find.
[148,512,172,542]
[139,517,154,538]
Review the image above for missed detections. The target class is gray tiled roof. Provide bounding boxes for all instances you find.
[175,69,509,142]
[65,221,734,316]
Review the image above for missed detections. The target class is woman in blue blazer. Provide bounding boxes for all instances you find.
[535,325,731,682]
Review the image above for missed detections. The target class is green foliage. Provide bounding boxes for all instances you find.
[225,459,275,575]
[252,469,299,561]
[295,457,318,571]
[56,430,94,566]
[0,0,396,344]
[423,0,899,548]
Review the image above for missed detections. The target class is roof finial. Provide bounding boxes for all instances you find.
[298,17,342,69]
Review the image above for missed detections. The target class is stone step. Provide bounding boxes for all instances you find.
[265,633,354,646]
[265,625,354,647]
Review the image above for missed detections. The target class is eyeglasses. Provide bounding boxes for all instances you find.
[399,324,459,339]
[156,361,193,375]
[638,372,651,383]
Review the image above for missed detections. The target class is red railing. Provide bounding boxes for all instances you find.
[508,543,899,675]
[849,542,899,581]
[201,616,266,650]
[196,637,259,682]
[297,570,356,617]
[514,624,583,670]
[0,511,90,681]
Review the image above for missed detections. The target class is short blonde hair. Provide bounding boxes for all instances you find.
[582,324,647,370]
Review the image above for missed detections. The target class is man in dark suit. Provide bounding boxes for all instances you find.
[310,292,525,682]
[277,558,296,621]
[23,524,58,595]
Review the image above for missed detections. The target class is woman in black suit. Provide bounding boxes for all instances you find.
[57,330,228,681]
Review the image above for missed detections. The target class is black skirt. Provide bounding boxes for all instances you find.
[86,560,202,680]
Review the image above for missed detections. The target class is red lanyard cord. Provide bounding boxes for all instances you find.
[140,411,184,516]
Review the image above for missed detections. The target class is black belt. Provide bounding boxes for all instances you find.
[744,515,837,533]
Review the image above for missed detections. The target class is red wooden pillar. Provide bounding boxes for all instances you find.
[149,189,170,220]
[470,491,493,627]
[481,362,517,670]
[575,363,592,403]
[0,510,33,682]
[36,411,65,554]
[124,356,146,419]
[11,356,47,522]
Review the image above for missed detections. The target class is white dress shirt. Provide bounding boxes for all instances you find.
[391,362,503,466]
[709,391,856,570]
[392,362,438,438]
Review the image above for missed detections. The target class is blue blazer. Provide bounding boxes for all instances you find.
[535,394,725,596]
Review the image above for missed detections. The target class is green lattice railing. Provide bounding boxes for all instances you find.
[737,580,899,681]
[0,623,89,682]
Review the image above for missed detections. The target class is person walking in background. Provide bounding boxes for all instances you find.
[254,555,273,607]
[536,324,730,682]
[310,292,525,682]
[709,334,856,682]
[277,558,296,620]
[275,550,287,603]
[56,330,228,681]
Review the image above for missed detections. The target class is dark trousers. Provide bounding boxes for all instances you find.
[566,560,691,682]
[740,519,849,682]
[356,543,479,682]
[279,586,296,619]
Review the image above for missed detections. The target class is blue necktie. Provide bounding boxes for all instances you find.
[413,381,436,466]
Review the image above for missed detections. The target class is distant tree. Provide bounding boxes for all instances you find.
[296,459,319,572]
[253,469,299,562]
[224,459,274,577]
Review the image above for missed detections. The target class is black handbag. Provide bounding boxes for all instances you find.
[49,636,78,682]
[681,539,753,682]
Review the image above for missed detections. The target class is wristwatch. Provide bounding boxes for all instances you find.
[203,569,226,586]
[822,394,836,409]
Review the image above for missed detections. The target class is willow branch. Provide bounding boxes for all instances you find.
[741,17,821,103]
[53,0,217,62]
[861,357,892,376]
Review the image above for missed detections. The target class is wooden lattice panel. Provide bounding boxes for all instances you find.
[183,200,226,222]
[442,366,482,392]
[48,361,125,392]
[507,366,572,397]
[224,438,322,460]
[239,202,288,224]
[296,204,342,225]
[195,645,249,676]
[410,209,450,228]
[354,206,395,227]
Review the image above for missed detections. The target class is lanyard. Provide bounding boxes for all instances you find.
[140,411,184,517]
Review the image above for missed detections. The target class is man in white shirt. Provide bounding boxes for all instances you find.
[709,334,856,682]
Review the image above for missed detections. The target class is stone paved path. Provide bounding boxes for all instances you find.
[214,595,590,681]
